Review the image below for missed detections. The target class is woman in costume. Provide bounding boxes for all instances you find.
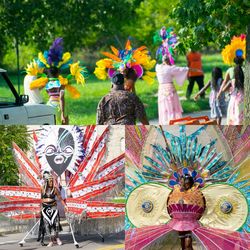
[217,34,245,102]
[40,172,68,247]
[94,39,156,88]
[27,38,87,124]
[125,125,250,250]
[223,64,244,125]
[155,27,202,125]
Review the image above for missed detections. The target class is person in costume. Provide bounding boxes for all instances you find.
[96,73,149,125]
[154,27,202,125]
[26,37,87,124]
[125,125,250,250]
[156,54,189,125]
[194,67,227,124]
[217,34,246,101]
[39,171,68,247]
[222,64,244,125]
[167,174,206,250]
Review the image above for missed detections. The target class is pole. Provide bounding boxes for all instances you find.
[15,36,20,94]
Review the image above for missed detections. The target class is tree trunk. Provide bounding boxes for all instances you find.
[244,24,250,127]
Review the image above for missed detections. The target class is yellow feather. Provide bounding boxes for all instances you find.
[65,85,81,99]
[30,77,48,89]
[38,52,49,67]
[58,75,68,86]
[58,52,71,67]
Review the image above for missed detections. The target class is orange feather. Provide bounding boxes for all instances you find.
[101,52,122,62]
[110,46,119,56]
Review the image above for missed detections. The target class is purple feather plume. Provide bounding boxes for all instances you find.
[48,37,64,66]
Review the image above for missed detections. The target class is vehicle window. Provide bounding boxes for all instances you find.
[0,73,16,105]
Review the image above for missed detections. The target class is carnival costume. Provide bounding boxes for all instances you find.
[26,38,87,123]
[0,126,125,247]
[155,27,188,124]
[221,34,245,125]
[125,125,250,249]
[94,39,156,85]
[39,172,63,246]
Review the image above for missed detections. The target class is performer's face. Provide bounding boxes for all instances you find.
[184,180,192,190]
[48,179,53,188]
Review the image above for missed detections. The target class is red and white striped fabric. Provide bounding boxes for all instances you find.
[66,198,124,218]
[95,154,125,179]
[13,142,41,188]
[69,128,109,187]
[69,174,124,199]
[0,199,40,213]
[0,186,40,200]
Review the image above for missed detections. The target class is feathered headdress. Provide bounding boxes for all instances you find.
[154,27,179,65]
[221,34,246,65]
[26,38,88,98]
[94,39,156,85]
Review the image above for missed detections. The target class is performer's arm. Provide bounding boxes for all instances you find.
[217,72,230,98]
[96,99,104,125]
[60,89,66,124]
[55,188,68,212]
[194,81,210,101]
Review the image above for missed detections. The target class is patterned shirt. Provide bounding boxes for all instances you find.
[96,90,146,125]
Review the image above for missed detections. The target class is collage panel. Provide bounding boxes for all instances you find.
[0,125,125,250]
[125,125,250,249]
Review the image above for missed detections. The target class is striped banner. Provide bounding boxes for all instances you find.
[13,142,41,188]
[66,198,125,218]
[95,154,125,180]
[69,127,109,187]
[69,174,124,199]
[82,125,97,155]
[0,199,40,213]
[0,186,40,200]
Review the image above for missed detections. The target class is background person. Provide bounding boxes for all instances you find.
[96,73,149,125]
[186,50,204,100]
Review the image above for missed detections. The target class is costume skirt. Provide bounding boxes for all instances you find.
[158,83,183,125]
[227,90,244,125]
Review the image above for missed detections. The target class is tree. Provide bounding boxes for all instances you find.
[171,0,250,125]
[0,126,31,185]
[123,0,178,50]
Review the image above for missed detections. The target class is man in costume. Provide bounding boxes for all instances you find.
[96,73,149,125]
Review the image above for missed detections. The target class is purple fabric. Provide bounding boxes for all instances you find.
[126,224,172,250]
[48,38,63,66]
[193,226,250,250]
[108,68,117,78]
[132,64,143,78]
[167,204,204,231]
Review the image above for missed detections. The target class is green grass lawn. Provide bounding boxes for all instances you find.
[1,53,227,124]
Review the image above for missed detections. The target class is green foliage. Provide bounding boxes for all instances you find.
[172,0,250,50]
[124,0,178,50]
[0,126,31,185]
